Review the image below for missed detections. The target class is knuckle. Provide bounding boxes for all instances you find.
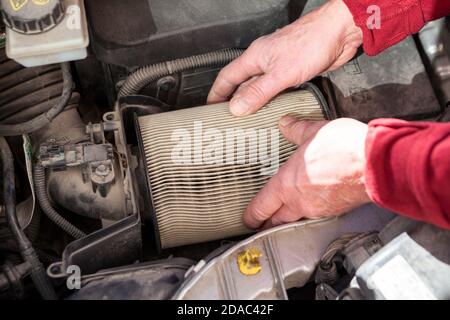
[217,69,232,85]
[248,36,270,52]
[240,61,255,77]
[214,74,236,96]
[250,37,264,49]
[271,216,282,227]
[250,204,269,223]
[246,82,267,101]
[209,86,225,100]
[288,120,305,134]
[278,173,295,200]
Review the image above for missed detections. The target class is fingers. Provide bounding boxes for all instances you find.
[279,117,328,145]
[270,205,297,227]
[261,205,300,230]
[243,175,283,229]
[207,46,290,117]
[229,73,289,116]
[233,76,260,97]
[244,119,327,229]
[207,51,261,104]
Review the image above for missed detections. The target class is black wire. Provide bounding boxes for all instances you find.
[0,137,56,299]
[33,163,86,239]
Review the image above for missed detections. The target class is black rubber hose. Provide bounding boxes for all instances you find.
[33,163,86,239]
[118,48,244,98]
[0,62,73,136]
[0,137,56,300]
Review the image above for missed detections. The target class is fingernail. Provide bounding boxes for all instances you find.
[230,97,250,116]
[279,115,297,127]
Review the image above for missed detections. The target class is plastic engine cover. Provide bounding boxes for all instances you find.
[85,0,294,68]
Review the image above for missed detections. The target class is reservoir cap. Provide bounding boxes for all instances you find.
[1,0,65,34]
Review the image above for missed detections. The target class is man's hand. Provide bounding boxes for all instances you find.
[207,0,363,116]
[243,117,371,229]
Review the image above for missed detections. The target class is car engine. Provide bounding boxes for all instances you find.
[0,0,449,300]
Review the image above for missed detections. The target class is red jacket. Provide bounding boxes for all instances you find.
[342,0,450,229]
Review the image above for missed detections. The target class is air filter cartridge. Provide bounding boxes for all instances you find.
[138,88,329,249]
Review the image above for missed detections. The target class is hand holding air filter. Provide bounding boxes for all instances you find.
[138,88,328,249]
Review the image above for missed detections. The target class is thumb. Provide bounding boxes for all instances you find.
[279,116,327,145]
[230,73,288,116]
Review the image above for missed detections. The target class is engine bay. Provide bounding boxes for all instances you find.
[0,0,449,300]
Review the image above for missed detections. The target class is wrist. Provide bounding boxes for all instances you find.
[346,118,371,205]
[328,0,363,47]
[359,126,372,204]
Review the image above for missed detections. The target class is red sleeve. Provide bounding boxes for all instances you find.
[343,0,450,56]
[365,119,450,230]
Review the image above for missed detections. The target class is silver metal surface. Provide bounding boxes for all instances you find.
[174,204,395,300]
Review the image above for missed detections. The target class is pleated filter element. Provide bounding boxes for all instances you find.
[138,89,328,249]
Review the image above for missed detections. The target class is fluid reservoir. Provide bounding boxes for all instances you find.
[1,0,89,67]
